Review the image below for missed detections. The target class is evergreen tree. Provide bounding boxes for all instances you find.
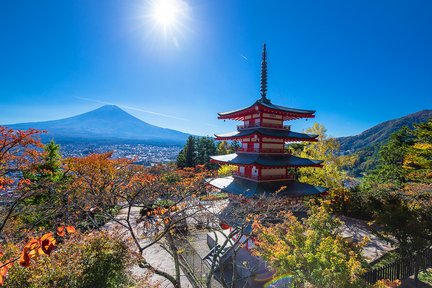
[176,149,187,168]
[177,136,218,168]
[363,128,412,188]
[403,119,432,182]
[184,136,196,167]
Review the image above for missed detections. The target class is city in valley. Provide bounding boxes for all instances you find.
[60,143,181,166]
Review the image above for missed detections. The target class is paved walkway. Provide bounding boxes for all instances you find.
[104,206,192,288]
[340,216,396,263]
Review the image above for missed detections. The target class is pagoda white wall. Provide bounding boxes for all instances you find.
[262,138,283,142]
[263,113,283,119]
[252,166,259,177]
[262,143,284,149]
[261,118,282,125]
[239,166,245,175]
[261,168,285,176]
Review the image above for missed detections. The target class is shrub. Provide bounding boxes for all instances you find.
[4,231,134,288]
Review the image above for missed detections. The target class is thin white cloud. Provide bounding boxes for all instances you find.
[240,54,248,60]
[75,96,189,121]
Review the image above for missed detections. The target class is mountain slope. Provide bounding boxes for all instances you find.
[337,109,432,176]
[338,109,432,153]
[5,105,190,145]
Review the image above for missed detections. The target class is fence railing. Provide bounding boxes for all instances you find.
[363,249,432,285]
[175,233,223,288]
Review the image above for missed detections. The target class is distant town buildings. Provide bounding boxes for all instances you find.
[60,143,181,166]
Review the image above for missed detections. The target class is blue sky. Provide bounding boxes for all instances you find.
[1,0,431,137]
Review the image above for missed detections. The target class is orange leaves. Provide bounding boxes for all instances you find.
[39,233,56,255]
[19,232,57,267]
[19,248,31,267]
[57,226,65,237]
[66,226,76,234]
[0,127,44,173]
[0,178,13,191]
[0,225,78,286]
[0,259,13,285]
[56,225,77,237]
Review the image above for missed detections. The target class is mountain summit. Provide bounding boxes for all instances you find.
[338,109,432,152]
[5,105,190,145]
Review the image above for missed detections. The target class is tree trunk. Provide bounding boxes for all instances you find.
[167,231,182,288]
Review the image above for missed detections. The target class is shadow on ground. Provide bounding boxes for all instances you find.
[401,278,432,288]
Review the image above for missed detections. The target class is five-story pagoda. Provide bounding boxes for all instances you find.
[209,44,327,199]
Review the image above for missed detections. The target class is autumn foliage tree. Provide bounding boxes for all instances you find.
[290,123,356,213]
[253,205,366,288]
[0,127,46,238]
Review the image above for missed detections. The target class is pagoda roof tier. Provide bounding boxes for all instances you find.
[218,99,315,121]
[210,153,323,167]
[208,176,327,198]
[215,128,318,142]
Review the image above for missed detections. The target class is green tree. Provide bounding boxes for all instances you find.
[195,137,217,166]
[253,205,366,288]
[370,183,432,285]
[20,140,69,229]
[296,123,356,189]
[177,136,197,168]
[403,119,432,182]
[362,128,412,189]
[177,136,217,168]
[184,136,196,167]
[216,141,229,155]
[292,123,356,213]
[176,149,186,168]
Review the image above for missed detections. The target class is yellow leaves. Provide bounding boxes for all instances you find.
[412,142,432,150]
[373,279,401,288]
[275,186,287,194]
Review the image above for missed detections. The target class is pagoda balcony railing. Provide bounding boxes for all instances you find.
[237,147,284,153]
[233,171,295,181]
[237,123,291,130]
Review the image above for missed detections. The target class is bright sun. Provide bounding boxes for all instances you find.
[150,0,185,29]
[142,0,191,46]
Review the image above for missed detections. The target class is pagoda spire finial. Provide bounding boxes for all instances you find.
[260,43,269,102]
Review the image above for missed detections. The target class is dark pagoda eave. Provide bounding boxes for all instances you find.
[215,128,318,142]
[210,153,323,167]
[208,176,328,198]
[217,100,315,121]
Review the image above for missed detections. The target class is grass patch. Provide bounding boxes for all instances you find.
[419,268,432,285]
[370,250,402,269]
[199,192,228,201]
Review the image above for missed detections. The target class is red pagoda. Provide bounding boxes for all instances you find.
[209,44,327,199]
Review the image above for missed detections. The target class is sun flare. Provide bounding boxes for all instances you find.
[150,0,186,29]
